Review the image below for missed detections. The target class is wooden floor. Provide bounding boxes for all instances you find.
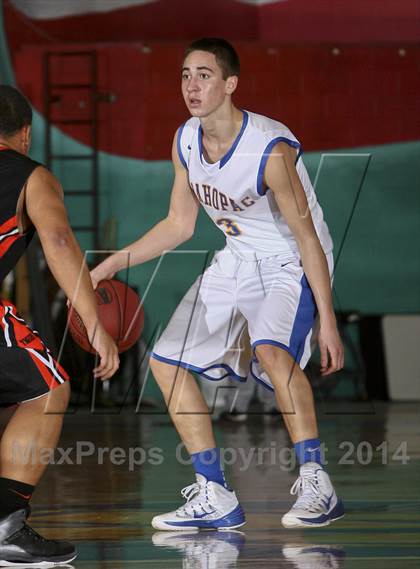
[5,401,420,568]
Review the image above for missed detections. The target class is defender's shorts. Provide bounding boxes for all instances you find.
[151,247,334,390]
[0,299,69,404]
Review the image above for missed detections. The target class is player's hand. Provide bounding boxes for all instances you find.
[86,323,120,380]
[318,322,344,376]
[90,263,115,290]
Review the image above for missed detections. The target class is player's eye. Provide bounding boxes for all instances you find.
[199,73,210,79]
[182,73,190,80]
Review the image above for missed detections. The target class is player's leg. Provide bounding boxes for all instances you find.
[150,357,216,453]
[0,304,76,564]
[150,358,245,531]
[255,345,344,528]
[0,381,70,485]
[254,345,318,443]
[0,384,76,565]
[242,253,344,528]
[149,252,246,530]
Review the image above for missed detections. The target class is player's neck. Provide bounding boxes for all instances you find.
[0,137,22,154]
[200,104,242,146]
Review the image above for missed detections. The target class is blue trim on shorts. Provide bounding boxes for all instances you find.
[295,148,303,164]
[256,136,301,196]
[289,275,317,362]
[150,352,247,383]
[252,276,316,363]
[250,341,293,392]
[252,339,294,358]
[250,274,316,390]
[177,123,188,169]
[250,363,274,392]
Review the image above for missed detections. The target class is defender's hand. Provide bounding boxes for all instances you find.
[87,323,119,380]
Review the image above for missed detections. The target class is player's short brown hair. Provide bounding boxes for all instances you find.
[184,38,240,80]
[0,85,32,137]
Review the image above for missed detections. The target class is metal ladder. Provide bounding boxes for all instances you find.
[26,50,101,351]
[44,49,100,253]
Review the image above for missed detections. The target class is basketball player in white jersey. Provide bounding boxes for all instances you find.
[92,38,345,529]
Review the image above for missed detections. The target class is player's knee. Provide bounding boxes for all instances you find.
[24,381,71,415]
[255,344,278,373]
[46,381,71,413]
[149,356,174,387]
[255,344,292,375]
[58,381,71,407]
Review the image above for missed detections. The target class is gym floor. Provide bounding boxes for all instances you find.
[5,401,419,568]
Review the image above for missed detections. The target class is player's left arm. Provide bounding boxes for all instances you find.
[264,142,344,375]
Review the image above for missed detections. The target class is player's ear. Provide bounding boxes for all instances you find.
[21,125,31,155]
[225,75,238,95]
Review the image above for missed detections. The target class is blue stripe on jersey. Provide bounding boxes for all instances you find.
[219,110,249,168]
[150,351,247,382]
[177,122,188,169]
[198,111,249,169]
[256,136,301,196]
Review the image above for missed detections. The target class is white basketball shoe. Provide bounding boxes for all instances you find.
[281,463,345,528]
[151,474,246,531]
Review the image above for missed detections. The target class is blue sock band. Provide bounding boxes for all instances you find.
[191,448,227,488]
[294,438,323,466]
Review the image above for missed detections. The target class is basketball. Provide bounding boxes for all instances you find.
[68,279,144,353]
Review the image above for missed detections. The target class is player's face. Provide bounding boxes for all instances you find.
[181,51,232,117]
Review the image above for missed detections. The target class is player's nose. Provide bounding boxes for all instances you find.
[186,76,200,92]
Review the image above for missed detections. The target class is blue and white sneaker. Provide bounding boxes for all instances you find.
[151,474,246,531]
[152,530,246,567]
[281,463,345,528]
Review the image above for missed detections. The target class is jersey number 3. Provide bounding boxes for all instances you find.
[216,218,241,236]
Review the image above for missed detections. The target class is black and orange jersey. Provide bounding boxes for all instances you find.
[0,147,69,401]
[0,147,40,284]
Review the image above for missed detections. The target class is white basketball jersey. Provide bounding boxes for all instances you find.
[177,110,333,260]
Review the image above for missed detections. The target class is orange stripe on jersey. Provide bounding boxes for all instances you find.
[0,234,20,258]
[52,357,69,382]
[1,301,45,350]
[27,350,58,390]
[0,215,21,258]
[0,215,18,234]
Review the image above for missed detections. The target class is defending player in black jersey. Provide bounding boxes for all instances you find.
[0,85,119,566]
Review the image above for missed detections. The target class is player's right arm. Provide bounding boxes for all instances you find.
[24,166,119,380]
[90,129,199,286]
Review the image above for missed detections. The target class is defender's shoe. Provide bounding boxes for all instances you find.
[0,509,76,567]
[151,474,246,531]
[282,543,346,569]
[152,530,245,568]
[281,463,345,528]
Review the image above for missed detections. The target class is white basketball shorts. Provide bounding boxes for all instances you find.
[151,247,334,390]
